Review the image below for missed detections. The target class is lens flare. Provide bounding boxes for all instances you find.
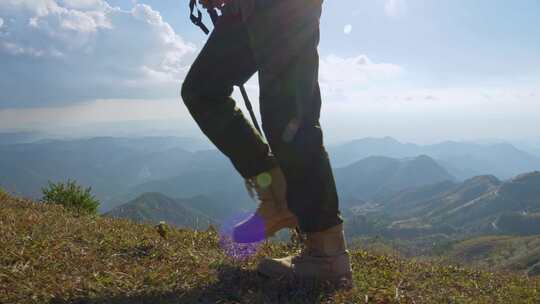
[256,172,272,188]
[218,211,264,261]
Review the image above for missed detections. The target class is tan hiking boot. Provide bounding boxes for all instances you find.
[233,166,298,243]
[257,224,353,289]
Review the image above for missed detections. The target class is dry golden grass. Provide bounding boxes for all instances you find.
[1,192,539,303]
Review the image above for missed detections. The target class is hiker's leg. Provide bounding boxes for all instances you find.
[181,10,276,178]
[246,0,343,233]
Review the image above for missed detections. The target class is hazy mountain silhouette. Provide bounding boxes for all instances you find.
[127,168,252,220]
[335,155,455,208]
[521,143,540,158]
[3,136,539,218]
[0,137,232,211]
[330,137,419,165]
[329,137,540,180]
[0,132,42,145]
[105,192,215,229]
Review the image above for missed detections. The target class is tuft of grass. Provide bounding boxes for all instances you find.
[1,193,539,303]
[41,180,100,215]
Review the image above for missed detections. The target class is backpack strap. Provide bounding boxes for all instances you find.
[207,6,219,25]
[189,0,210,34]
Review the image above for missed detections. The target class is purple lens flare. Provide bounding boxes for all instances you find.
[219,211,265,261]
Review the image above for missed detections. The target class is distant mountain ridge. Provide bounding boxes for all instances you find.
[106,154,459,231]
[432,171,540,233]
[0,136,233,211]
[335,154,455,207]
[329,137,540,180]
[350,171,540,239]
[105,192,216,229]
[0,132,42,145]
[3,135,539,216]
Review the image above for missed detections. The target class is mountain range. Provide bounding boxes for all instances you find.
[2,135,539,216]
[105,192,216,229]
[335,154,455,208]
[0,136,232,210]
[346,171,540,240]
[328,137,540,180]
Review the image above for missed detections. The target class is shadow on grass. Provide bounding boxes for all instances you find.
[54,265,336,304]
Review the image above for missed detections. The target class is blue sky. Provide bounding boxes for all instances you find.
[0,0,539,143]
[108,0,540,85]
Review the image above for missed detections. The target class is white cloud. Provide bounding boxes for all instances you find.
[319,86,540,144]
[315,54,539,143]
[319,54,404,102]
[0,18,3,28]
[0,98,200,137]
[343,24,352,35]
[0,0,196,107]
[0,99,185,127]
[384,0,406,17]
[59,0,109,10]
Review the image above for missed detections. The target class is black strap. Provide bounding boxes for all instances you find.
[240,85,263,135]
[189,0,210,34]
[207,7,219,25]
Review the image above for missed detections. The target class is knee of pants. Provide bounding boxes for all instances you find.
[180,79,199,110]
[181,78,235,113]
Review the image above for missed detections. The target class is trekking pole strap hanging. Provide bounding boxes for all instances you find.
[240,85,263,135]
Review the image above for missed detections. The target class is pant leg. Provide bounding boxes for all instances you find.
[245,0,343,233]
[181,10,277,179]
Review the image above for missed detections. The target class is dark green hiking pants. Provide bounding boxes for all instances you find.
[181,0,342,233]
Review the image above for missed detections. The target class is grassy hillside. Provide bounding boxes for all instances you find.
[442,235,540,277]
[1,193,540,303]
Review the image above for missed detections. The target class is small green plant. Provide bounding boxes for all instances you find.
[41,180,100,214]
